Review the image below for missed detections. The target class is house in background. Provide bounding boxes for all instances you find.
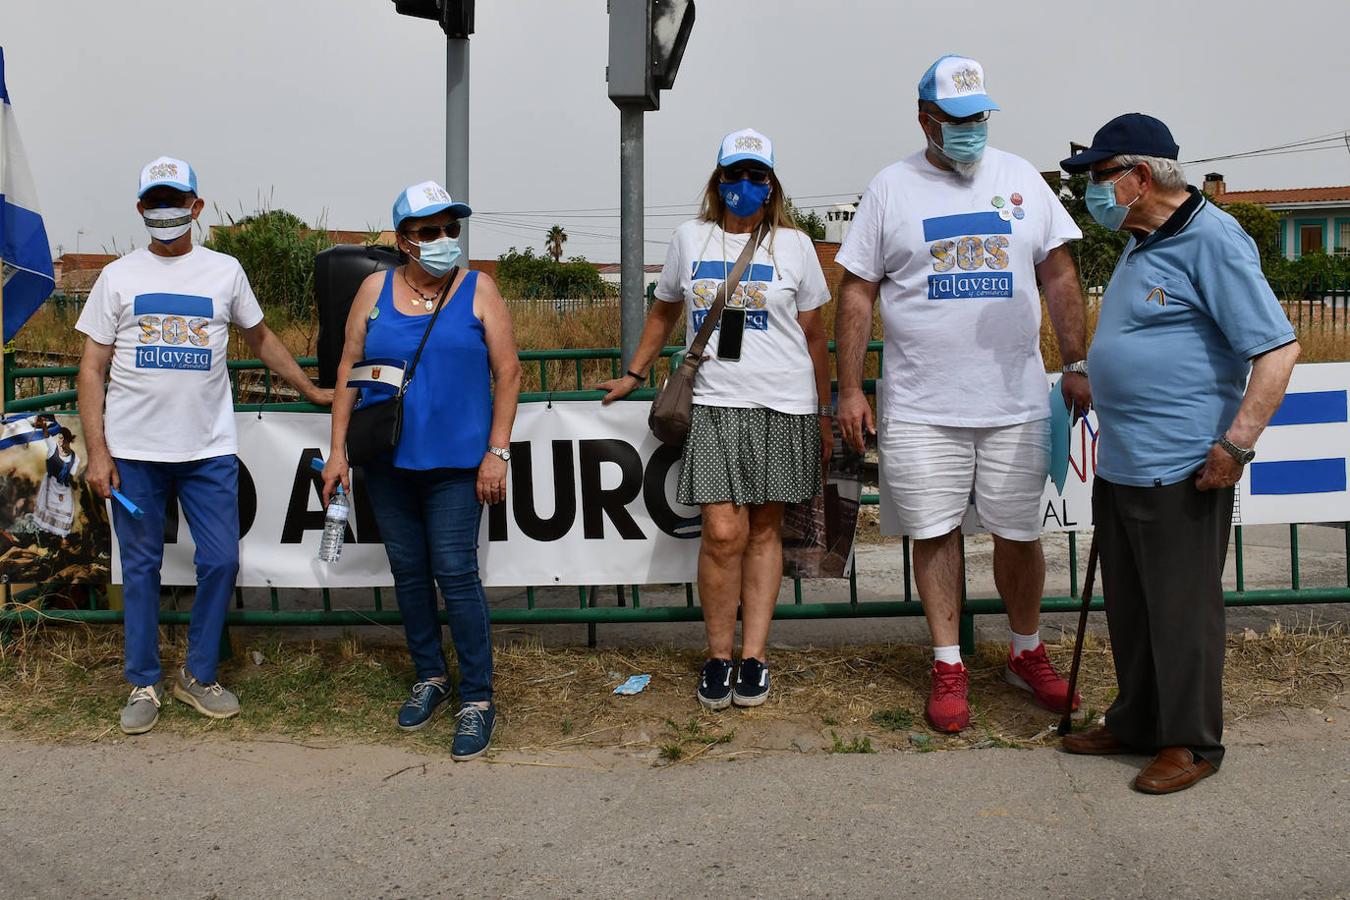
[1202,174,1350,259]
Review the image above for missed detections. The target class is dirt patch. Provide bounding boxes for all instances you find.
[1,615,1346,762]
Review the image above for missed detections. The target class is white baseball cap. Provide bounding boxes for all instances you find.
[717,128,774,169]
[392,180,473,230]
[917,55,1000,118]
[138,156,197,197]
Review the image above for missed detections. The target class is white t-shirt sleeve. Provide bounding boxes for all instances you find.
[834,181,886,282]
[791,229,830,312]
[654,227,687,303]
[74,269,119,345]
[230,265,266,329]
[1034,174,1083,264]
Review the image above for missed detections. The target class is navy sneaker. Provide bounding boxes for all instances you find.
[397,679,451,731]
[733,657,770,707]
[451,703,496,761]
[697,658,734,711]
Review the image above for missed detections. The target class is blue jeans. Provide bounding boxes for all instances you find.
[113,455,239,687]
[363,460,493,702]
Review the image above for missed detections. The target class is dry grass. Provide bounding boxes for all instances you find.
[2,616,1345,761]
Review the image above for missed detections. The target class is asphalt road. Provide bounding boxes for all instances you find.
[3,705,1348,899]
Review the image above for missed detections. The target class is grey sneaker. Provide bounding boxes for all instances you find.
[120,683,164,735]
[172,667,240,719]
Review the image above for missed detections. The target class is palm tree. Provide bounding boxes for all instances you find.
[545,225,568,263]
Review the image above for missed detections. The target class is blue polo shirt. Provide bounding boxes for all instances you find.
[1087,188,1295,487]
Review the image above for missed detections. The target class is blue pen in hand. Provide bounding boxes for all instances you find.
[110,487,144,520]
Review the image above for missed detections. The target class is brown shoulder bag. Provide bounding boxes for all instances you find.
[648,223,766,446]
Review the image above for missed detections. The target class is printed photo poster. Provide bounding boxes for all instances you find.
[0,413,112,583]
[783,413,860,578]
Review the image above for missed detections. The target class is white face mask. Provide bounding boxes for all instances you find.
[143,207,194,243]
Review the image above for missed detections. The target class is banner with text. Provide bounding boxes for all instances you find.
[119,403,858,588]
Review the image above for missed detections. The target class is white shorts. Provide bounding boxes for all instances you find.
[879,418,1050,542]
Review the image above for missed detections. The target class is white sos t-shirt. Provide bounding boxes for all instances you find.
[836,148,1081,427]
[76,246,265,462]
[655,221,830,415]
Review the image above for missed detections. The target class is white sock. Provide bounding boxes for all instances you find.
[1010,629,1041,657]
[933,645,962,666]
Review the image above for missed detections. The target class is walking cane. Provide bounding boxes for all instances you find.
[1057,535,1100,737]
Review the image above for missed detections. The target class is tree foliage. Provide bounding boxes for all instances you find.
[204,208,331,320]
[785,196,826,241]
[545,225,568,263]
[495,247,613,300]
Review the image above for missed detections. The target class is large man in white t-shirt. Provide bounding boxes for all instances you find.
[834,56,1092,733]
[76,157,332,735]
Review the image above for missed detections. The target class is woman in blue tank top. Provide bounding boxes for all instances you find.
[322,181,521,760]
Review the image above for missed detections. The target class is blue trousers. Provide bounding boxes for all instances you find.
[363,460,493,702]
[113,455,239,687]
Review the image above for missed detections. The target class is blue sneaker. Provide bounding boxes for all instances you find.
[451,703,496,761]
[398,679,451,731]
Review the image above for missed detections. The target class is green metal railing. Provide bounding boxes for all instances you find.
[4,344,1349,653]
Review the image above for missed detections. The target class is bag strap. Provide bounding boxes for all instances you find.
[398,266,460,396]
[685,223,767,362]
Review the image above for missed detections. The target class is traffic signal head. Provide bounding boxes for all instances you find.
[608,0,695,111]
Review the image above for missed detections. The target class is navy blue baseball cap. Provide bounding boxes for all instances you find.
[1061,113,1180,173]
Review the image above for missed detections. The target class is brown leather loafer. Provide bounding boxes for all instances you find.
[1133,747,1216,794]
[1061,725,1129,755]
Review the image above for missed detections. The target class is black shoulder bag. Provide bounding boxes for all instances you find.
[345,268,458,466]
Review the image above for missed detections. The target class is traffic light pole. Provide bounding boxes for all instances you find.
[446,35,470,259]
[619,105,644,370]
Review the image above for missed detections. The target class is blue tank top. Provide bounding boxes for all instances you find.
[360,268,490,470]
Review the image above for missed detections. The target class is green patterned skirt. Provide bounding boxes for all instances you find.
[677,404,822,506]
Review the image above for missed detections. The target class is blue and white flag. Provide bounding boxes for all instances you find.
[0,47,55,342]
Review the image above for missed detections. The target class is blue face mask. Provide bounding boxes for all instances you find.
[1085,173,1139,231]
[937,121,988,164]
[719,179,771,217]
[413,236,463,277]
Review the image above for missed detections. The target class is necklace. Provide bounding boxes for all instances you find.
[402,267,446,312]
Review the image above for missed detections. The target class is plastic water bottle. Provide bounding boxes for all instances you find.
[319,487,350,563]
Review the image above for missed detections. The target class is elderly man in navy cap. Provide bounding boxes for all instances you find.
[836,55,1091,733]
[1060,115,1299,793]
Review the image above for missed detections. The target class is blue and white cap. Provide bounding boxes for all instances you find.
[918,55,1000,118]
[392,180,473,231]
[138,156,197,197]
[717,128,774,170]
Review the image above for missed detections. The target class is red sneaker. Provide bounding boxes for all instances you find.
[1006,643,1080,712]
[926,661,970,733]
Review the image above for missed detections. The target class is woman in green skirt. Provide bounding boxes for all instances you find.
[598,128,832,710]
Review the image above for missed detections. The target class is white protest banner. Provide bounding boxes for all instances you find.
[119,402,703,588]
[879,362,1350,535]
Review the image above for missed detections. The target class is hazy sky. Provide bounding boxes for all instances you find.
[7,0,1350,264]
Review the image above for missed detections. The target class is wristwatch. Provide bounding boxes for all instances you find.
[1217,436,1255,465]
[488,446,512,462]
[1062,360,1088,377]
[817,405,834,417]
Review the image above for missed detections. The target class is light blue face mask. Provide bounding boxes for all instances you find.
[414,236,463,277]
[1085,171,1139,231]
[937,120,988,163]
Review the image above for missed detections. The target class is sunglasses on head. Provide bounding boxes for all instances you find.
[720,167,772,184]
[402,222,462,242]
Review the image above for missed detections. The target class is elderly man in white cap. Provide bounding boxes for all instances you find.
[835,55,1091,732]
[76,157,331,735]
